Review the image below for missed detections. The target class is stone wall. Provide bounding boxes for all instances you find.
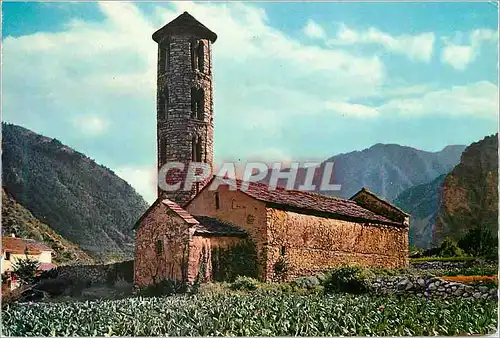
[46,260,133,285]
[410,260,497,270]
[134,202,191,287]
[156,33,214,206]
[186,185,269,279]
[188,236,244,283]
[372,275,497,300]
[266,208,409,281]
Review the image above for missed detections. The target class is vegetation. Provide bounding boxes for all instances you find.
[458,226,498,259]
[1,190,93,265]
[323,265,376,294]
[230,276,260,291]
[211,240,258,282]
[3,293,497,336]
[11,255,40,285]
[1,123,149,261]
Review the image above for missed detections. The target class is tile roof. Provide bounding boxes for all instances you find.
[162,199,199,225]
[192,216,247,237]
[200,177,402,226]
[152,11,217,43]
[2,237,53,255]
[38,263,57,271]
[350,187,410,216]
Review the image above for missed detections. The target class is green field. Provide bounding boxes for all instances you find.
[2,293,497,336]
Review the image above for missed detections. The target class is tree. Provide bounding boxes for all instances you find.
[12,254,40,285]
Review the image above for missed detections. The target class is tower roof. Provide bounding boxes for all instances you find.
[152,11,217,43]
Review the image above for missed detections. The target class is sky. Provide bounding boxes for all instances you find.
[2,1,499,204]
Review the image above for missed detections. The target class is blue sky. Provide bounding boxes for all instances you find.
[2,1,498,203]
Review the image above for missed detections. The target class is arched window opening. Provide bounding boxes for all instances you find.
[158,95,165,120]
[160,138,167,164]
[191,87,204,120]
[192,135,202,162]
[197,41,205,72]
[196,89,204,120]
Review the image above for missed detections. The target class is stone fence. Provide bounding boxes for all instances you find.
[42,260,133,285]
[372,275,497,300]
[410,259,497,270]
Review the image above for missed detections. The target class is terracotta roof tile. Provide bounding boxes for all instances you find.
[192,216,247,236]
[2,237,52,255]
[210,177,402,226]
[162,199,199,225]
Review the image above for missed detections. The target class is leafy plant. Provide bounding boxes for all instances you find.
[273,256,289,282]
[323,265,376,294]
[2,292,497,336]
[230,276,260,291]
[211,240,258,282]
[11,254,40,285]
[438,238,465,258]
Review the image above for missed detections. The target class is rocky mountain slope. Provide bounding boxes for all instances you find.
[432,134,498,246]
[264,143,465,202]
[2,189,94,265]
[393,174,446,249]
[2,123,149,261]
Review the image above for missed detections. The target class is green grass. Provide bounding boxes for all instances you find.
[2,293,497,336]
[410,256,480,263]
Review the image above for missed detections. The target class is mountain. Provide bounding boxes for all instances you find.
[432,134,498,246]
[393,174,446,249]
[1,123,149,261]
[264,143,465,202]
[2,189,94,265]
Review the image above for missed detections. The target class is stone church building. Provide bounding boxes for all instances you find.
[134,12,409,286]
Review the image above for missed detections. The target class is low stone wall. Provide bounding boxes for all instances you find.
[410,260,496,270]
[45,260,133,285]
[372,275,497,300]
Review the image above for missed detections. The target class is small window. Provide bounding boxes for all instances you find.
[197,41,205,72]
[158,94,165,120]
[191,87,204,120]
[215,192,220,209]
[159,138,167,164]
[5,252,11,261]
[280,246,286,256]
[192,136,202,162]
[155,239,163,256]
[159,47,166,73]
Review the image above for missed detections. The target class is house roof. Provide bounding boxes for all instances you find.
[185,176,402,227]
[192,216,247,237]
[350,187,410,217]
[162,199,199,225]
[152,11,218,43]
[2,237,53,255]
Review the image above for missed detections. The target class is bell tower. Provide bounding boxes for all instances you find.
[152,12,217,206]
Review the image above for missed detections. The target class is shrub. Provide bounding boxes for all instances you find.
[438,238,465,258]
[230,276,260,291]
[458,226,498,259]
[293,276,320,289]
[11,255,40,285]
[323,265,375,294]
[139,279,187,297]
[273,257,289,282]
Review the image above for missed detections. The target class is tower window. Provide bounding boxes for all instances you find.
[197,41,205,72]
[191,87,204,120]
[158,94,165,120]
[155,239,164,256]
[215,192,220,209]
[160,138,167,164]
[5,252,10,261]
[192,136,202,162]
[281,246,286,256]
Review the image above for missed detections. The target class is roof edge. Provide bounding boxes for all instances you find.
[350,187,410,217]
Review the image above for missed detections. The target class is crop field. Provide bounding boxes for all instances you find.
[2,293,497,336]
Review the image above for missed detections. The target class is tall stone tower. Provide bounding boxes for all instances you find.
[152,12,217,206]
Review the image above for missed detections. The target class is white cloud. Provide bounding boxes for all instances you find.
[328,24,435,62]
[115,165,157,204]
[441,28,498,70]
[73,115,109,136]
[303,19,326,39]
[325,101,379,118]
[330,81,498,119]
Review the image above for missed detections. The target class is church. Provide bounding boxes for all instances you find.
[133,12,409,286]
